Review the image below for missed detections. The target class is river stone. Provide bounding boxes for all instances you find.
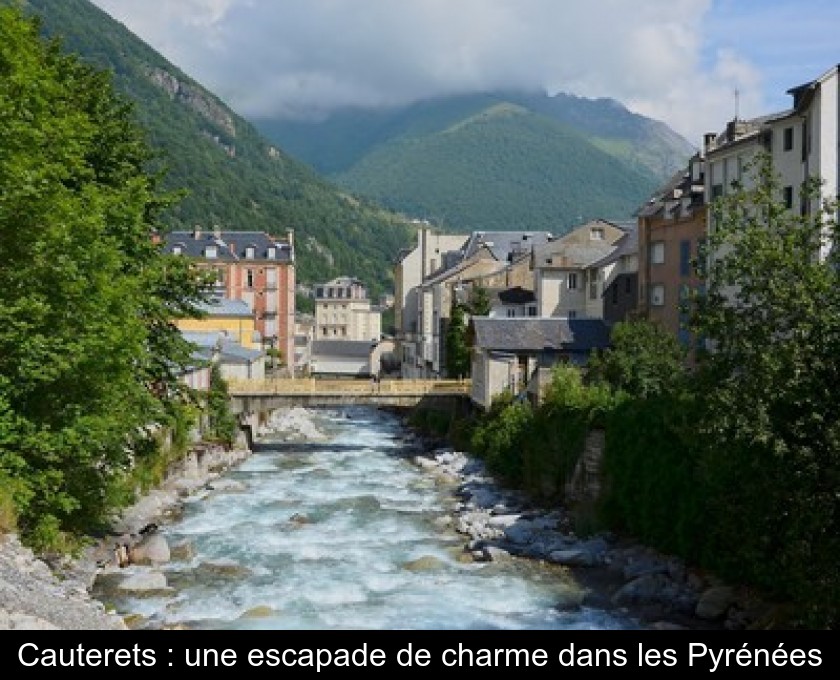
[402,555,445,572]
[548,549,599,567]
[129,534,170,566]
[240,605,276,619]
[197,558,252,578]
[695,586,735,620]
[117,570,173,597]
[169,540,196,561]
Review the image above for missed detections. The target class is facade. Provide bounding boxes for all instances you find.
[533,220,633,320]
[161,227,295,375]
[470,317,611,410]
[637,154,706,345]
[396,229,553,378]
[177,297,261,349]
[705,64,840,262]
[314,277,382,342]
[393,226,470,373]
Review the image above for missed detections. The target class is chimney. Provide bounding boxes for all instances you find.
[703,132,717,154]
[213,224,222,240]
[193,225,202,239]
[286,228,294,249]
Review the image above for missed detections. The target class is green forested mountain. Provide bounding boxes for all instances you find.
[254,92,697,233]
[19,0,414,294]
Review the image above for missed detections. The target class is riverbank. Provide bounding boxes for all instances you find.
[400,427,785,631]
[0,439,251,630]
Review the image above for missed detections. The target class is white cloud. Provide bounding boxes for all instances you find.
[89,0,812,144]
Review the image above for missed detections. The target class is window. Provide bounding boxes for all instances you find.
[507,308,516,318]
[567,272,578,289]
[650,284,665,307]
[590,227,604,241]
[568,310,577,319]
[650,241,665,264]
[783,127,793,151]
[611,283,618,305]
[711,184,723,200]
[321,327,328,337]
[245,246,256,259]
[246,269,254,288]
[679,240,691,277]
[528,306,537,317]
[266,247,276,259]
[316,287,324,298]
[172,245,182,255]
[783,186,794,210]
[588,270,598,300]
[205,245,217,259]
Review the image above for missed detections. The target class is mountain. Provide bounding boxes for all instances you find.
[254,92,697,233]
[20,0,415,295]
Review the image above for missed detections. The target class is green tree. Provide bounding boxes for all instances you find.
[691,153,840,627]
[444,302,471,378]
[586,319,687,398]
[466,285,491,316]
[0,6,207,549]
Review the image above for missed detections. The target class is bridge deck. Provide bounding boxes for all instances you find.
[227,377,471,398]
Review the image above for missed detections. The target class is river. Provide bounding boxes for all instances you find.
[103,406,642,630]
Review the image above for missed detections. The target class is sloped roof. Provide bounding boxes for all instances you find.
[472,318,611,352]
[461,230,554,262]
[162,230,293,262]
[196,297,254,318]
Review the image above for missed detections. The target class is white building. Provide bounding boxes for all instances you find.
[314,277,382,342]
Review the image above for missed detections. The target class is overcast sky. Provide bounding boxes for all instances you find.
[89,0,840,147]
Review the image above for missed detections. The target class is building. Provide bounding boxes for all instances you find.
[393,226,470,373]
[470,317,611,410]
[177,297,261,349]
[313,277,382,342]
[532,220,634,321]
[637,154,706,346]
[181,330,265,381]
[161,227,295,374]
[309,339,394,378]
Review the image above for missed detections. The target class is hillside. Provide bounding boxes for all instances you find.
[254,91,697,233]
[20,0,415,294]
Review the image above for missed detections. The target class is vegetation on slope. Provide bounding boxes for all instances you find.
[21,0,414,295]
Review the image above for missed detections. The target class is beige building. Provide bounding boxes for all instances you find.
[314,277,382,342]
[533,220,634,320]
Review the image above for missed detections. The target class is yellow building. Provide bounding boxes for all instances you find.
[176,297,260,349]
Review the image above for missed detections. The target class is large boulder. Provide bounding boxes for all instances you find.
[129,533,170,566]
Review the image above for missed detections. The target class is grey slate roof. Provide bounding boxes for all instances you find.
[461,230,554,263]
[162,230,293,262]
[196,297,254,318]
[497,286,536,304]
[219,340,264,364]
[472,318,611,353]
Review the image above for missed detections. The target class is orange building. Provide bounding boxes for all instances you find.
[162,227,296,374]
[637,153,706,348]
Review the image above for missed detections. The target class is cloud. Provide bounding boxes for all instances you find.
[90,0,806,145]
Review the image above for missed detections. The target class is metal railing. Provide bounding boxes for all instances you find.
[227,377,471,396]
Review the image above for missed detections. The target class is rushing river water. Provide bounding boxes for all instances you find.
[107,406,641,630]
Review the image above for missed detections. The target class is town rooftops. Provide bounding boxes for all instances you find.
[472,317,611,353]
[460,230,554,263]
[162,229,293,263]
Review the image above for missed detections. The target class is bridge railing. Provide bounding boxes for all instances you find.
[227,377,471,396]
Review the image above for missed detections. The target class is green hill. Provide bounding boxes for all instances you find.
[255,92,696,233]
[19,0,415,295]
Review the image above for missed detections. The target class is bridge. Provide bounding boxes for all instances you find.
[227,377,472,414]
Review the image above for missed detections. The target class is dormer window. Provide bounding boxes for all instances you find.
[590,227,605,241]
[245,245,256,259]
[267,247,276,260]
[205,245,218,259]
[172,245,183,256]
